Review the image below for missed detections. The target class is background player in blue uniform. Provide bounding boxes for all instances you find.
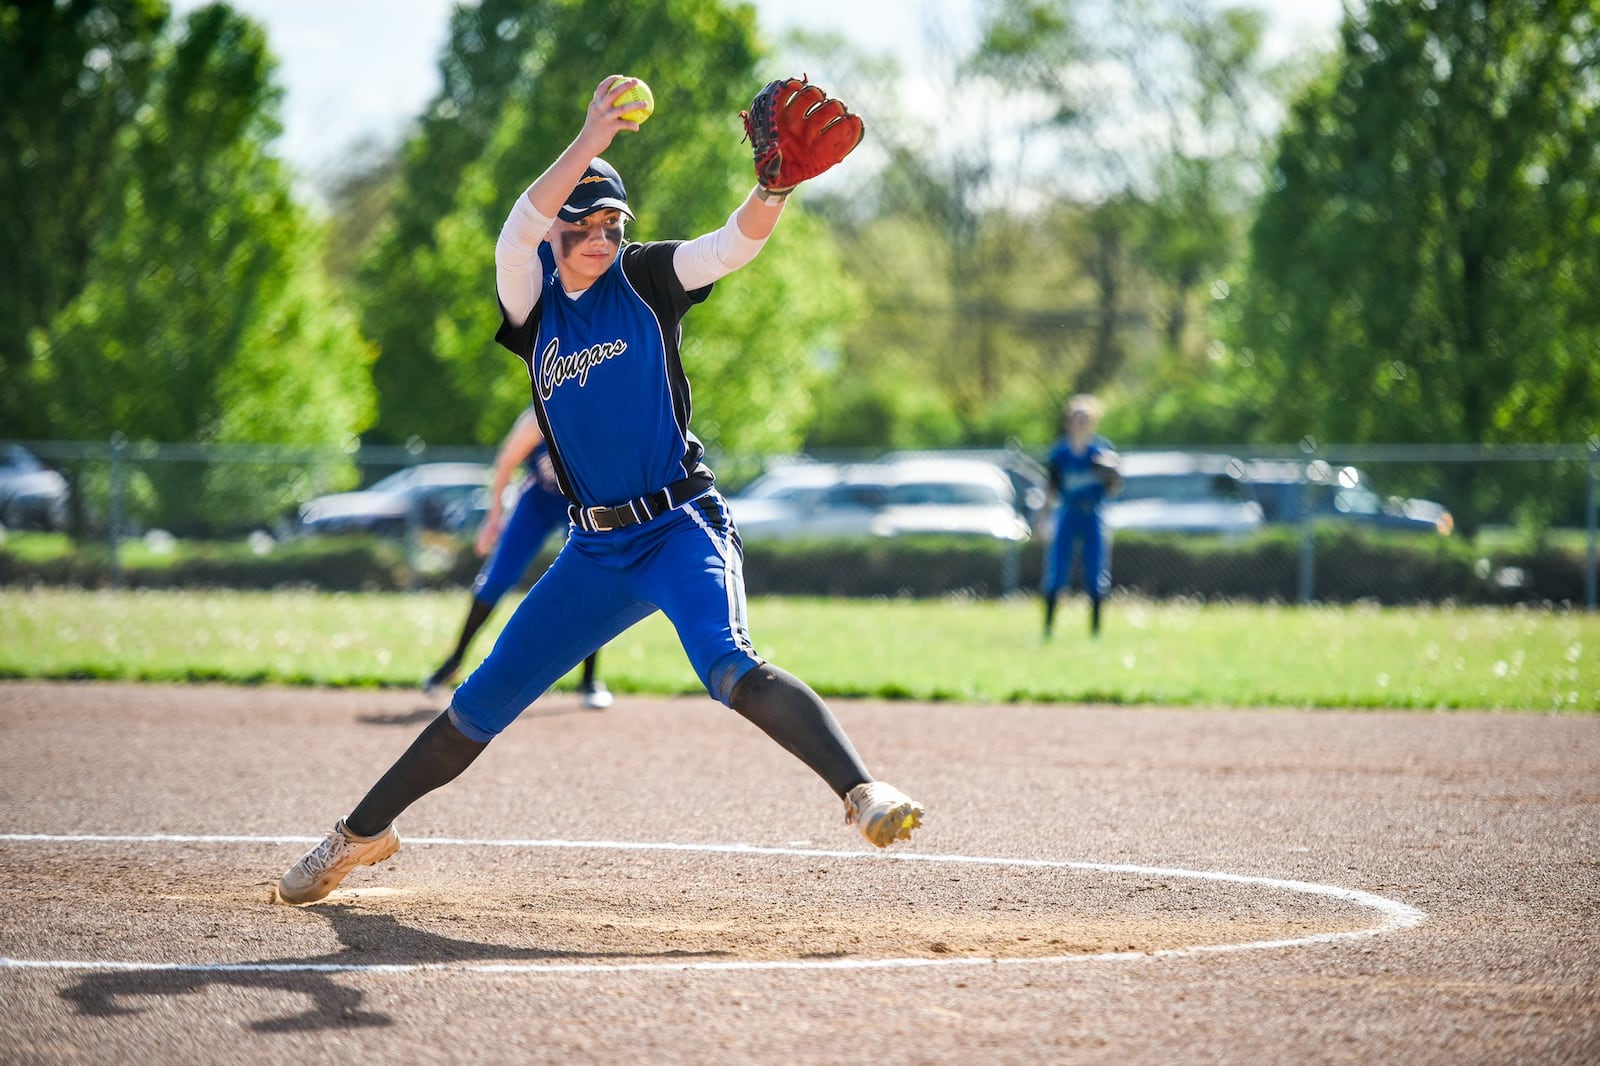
[423,405,610,711]
[277,75,923,904]
[1043,394,1120,639]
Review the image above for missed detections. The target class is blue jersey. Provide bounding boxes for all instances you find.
[471,438,570,606]
[522,440,561,498]
[1044,434,1116,599]
[495,242,712,508]
[1048,435,1116,511]
[456,218,760,736]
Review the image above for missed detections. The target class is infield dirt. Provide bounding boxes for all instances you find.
[1,681,1596,1064]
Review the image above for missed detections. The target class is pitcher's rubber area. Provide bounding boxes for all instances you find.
[1,682,1596,1063]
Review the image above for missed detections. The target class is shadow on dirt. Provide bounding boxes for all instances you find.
[357,706,441,727]
[59,903,729,1031]
[357,697,600,728]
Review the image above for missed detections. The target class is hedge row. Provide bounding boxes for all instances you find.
[0,529,1589,605]
[742,529,1588,606]
[0,538,483,592]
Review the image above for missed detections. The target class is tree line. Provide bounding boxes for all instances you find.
[5,0,1597,532]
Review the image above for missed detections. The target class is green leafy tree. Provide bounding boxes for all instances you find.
[1134,5,1269,358]
[0,0,168,438]
[816,189,1096,450]
[319,138,402,284]
[363,0,850,461]
[805,0,1276,449]
[352,0,552,445]
[978,0,1275,432]
[784,5,1098,448]
[1227,0,1600,527]
[30,4,375,530]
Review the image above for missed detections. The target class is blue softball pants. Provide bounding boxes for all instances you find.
[1045,507,1111,599]
[470,481,572,606]
[449,491,762,741]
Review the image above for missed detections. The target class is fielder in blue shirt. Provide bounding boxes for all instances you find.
[277,75,923,904]
[1043,394,1121,638]
[422,405,610,711]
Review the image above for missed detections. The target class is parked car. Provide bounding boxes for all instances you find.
[726,458,845,509]
[1101,451,1263,535]
[1242,460,1454,535]
[873,457,1034,541]
[0,445,70,531]
[885,448,1050,531]
[298,462,492,536]
[730,457,1031,543]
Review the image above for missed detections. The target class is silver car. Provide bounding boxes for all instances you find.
[732,457,1031,543]
[298,462,493,536]
[1101,452,1263,535]
[0,445,70,531]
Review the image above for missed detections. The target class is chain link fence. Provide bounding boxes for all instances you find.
[1,437,1595,608]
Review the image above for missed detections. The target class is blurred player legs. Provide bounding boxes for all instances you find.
[424,408,610,709]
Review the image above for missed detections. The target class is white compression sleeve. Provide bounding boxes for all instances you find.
[496,189,555,327]
[673,208,768,291]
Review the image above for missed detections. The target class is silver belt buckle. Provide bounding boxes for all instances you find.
[584,505,613,531]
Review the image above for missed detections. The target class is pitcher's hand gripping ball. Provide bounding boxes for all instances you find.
[740,74,864,194]
[611,76,654,125]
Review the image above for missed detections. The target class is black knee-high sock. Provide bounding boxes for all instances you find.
[345,713,488,837]
[429,598,496,683]
[581,652,599,686]
[451,597,496,661]
[1090,596,1103,636]
[1043,592,1058,635]
[728,664,871,798]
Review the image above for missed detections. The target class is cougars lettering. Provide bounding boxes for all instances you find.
[537,336,627,400]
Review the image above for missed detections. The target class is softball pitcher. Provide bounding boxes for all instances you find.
[277,75,923,904]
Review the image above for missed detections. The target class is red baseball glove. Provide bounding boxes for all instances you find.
[740,75,865,194]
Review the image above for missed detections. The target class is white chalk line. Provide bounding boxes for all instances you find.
[0,833,1426,976]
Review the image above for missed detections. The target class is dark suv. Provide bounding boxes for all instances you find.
[1242,460,1453,535]
[297,462,492,537]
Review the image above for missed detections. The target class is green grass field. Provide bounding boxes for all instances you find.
[1,588,1593,711]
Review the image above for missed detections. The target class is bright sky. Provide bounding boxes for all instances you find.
[169,0,1346,184]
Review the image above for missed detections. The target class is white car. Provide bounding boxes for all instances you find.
[731,457,1031,543]
[870,458,1033,541]
[724,460,846,535]
[1101,452,1263,535]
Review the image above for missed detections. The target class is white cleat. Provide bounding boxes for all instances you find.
[275,819,400,905]
[421,674,456,706]
[421,658,460,706]
[844,781,924,848]
[580,680,614,711]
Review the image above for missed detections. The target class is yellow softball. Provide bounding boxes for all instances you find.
[614,78,654,125]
